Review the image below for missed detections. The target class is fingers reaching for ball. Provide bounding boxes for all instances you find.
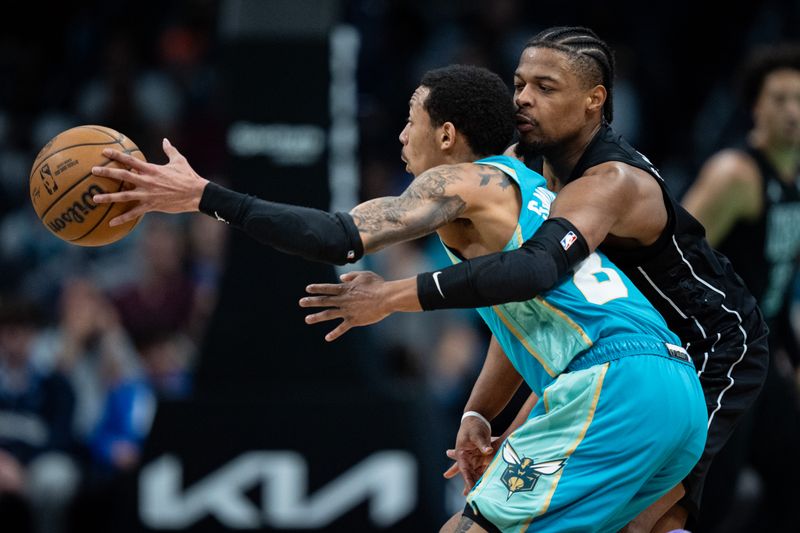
[91,148,151,186]
[92,138,209,223]
[107,205,150,227]
[104,147,151,171]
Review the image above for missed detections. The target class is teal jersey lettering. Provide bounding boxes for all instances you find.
[440,155,681,395]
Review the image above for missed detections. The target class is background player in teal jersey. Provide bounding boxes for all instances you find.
[89,64,706,531]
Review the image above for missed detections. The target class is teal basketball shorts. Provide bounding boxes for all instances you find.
[466,344,707,533]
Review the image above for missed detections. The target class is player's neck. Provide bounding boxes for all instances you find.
[751,129,800,183]
[542,122,602,185]
[445,146,480,166]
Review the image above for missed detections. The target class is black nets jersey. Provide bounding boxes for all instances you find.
[716,146,800,324]
[529,125,769,510]
[563,126,766,366]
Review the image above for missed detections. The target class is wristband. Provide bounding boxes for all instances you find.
[461,411,491,431]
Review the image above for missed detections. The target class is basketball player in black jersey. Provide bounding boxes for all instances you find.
[300,27,770,532]
[681,44,800,533]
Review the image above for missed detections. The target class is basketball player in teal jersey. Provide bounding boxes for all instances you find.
[90,64,706,532]
[421,152,706,532]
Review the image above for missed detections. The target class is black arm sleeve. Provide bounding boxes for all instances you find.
[198,182,363,265]
[416,218,590,310]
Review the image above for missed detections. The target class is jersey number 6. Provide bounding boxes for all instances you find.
[573,254,629,305]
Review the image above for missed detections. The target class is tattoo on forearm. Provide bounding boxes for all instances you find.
[351,165,467,251]
[478,167,512,190]
[455,516,476,533]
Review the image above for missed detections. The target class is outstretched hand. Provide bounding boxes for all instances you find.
[300,271,392,342]
[443,419,501,496]
[91,138,209,227]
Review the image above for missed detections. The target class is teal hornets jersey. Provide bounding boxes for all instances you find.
[440,155,681,395]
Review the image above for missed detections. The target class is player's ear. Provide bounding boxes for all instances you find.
[587,85,606,114]
[440,121,456,150]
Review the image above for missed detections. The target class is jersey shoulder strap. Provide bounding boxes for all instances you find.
[568,125,663,184]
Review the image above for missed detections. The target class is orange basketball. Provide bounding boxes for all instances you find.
[29,125,145,246]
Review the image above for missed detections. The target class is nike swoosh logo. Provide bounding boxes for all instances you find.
[432,271,445,298]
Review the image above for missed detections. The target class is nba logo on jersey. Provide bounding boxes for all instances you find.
[560,231,578,250]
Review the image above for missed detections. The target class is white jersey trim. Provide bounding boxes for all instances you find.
[637,238,750,430]
[636,265,711,382]
[670,236,749,429]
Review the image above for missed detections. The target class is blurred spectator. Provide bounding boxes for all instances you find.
[682,43,800,533]
[111,214,196,347]
[0,297,79,533]
[186,211,228,343]
[412,0,533,81]
[87,373,154,475]
[76,31,148,150]
[27,277,160,533]
[136,329,194,399]
[67,352,155,533]
[32,278,141,442]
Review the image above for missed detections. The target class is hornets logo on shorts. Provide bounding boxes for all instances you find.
[500,442,566,500]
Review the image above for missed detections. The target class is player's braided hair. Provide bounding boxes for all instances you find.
[525,26,616,124]
[739,43,800,110]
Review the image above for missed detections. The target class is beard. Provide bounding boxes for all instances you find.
[515,134,558,162]
[514,137,542,160]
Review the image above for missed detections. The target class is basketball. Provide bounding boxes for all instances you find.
[29,125,146,246]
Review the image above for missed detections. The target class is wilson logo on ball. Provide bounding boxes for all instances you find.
[46,184,104,234]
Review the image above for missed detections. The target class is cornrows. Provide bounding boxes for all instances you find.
[526,26,616,124]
